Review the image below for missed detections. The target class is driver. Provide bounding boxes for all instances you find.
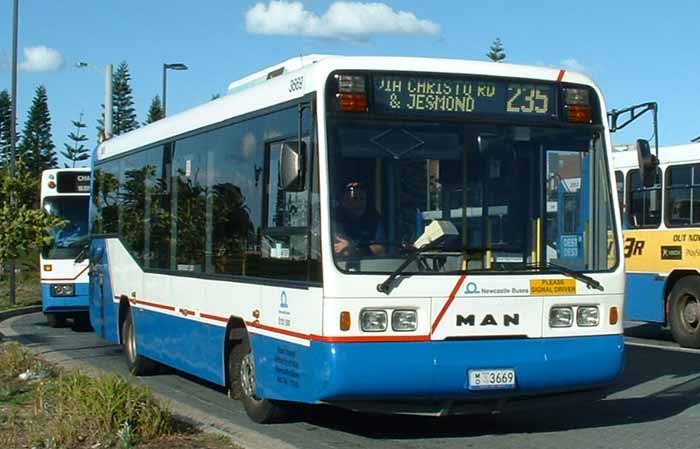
[333,181,385,257]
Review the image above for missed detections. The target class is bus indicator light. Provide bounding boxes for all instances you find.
[609,306,619,325]
[337,93,368,112]
[43,264,52,272]
[340,311,351,331]
[564,87,592,123]
[566,104,592,123]
[335,74,368,112]
[48,181,56,189]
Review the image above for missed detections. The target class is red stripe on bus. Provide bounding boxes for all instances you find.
[247,321,311,340]
[200,313,228,323]
[111,297,433,343]
[557,70,565,82]
[41,265,89,282]
[120,296,176,312]
[247,321,430,343]
[430,274,467,335]
[312,334,430,343]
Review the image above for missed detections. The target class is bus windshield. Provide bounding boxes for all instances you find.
[327,119,616,275]
[43,196,90,259]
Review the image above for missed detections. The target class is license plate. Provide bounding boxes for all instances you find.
[468,369,516,390]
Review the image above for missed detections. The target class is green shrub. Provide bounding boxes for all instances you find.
[34,372,176,446]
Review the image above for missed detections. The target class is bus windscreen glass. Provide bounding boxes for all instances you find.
[42,196,90,259]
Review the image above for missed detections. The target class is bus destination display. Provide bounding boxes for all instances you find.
[57,172,90,193]
[373,75,555,119]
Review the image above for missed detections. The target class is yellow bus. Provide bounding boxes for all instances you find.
[613,143,700,348]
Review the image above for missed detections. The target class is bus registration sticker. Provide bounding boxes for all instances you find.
[468,369,516,390]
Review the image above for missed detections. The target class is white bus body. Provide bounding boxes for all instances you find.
[89,55,625,422]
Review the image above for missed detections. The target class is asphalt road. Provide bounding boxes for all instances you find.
[2,313,700,449]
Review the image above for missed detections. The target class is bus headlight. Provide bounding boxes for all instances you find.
[360,309,387,332]
[577,306,600,327]
[549,307,573,328]
[51,284,75,297]
[392,310,417,332]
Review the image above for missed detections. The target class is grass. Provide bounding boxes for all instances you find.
[0,251,42,311]
[0,343,241,449]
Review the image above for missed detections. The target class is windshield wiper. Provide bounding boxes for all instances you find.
[525,262,604,291]
[376,245,487,295]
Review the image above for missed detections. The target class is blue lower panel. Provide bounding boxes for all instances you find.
[625,273,665,323]
[42,283,89,313]
[252,334,625,404]
[134,307,226,385]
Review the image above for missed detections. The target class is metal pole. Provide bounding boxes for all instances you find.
[8,0,19,305]
[104,64,113,140]
[162,64,167,117]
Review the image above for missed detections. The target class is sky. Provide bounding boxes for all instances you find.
[1,0,699,167]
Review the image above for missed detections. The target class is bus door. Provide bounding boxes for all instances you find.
[547,150,590,268]
[88,243,107,338]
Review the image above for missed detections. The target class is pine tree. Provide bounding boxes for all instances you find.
[0,90,12,168]
[62,113,90,167]
[18,85,56,178]
[97,61,139,139]
[144,95,164,125]
[487,38,506,62]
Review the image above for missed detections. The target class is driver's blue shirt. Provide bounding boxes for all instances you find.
[334,207,385,255]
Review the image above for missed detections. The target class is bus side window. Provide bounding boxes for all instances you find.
[626,168,661,228]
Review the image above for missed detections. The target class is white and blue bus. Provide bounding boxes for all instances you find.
[89,55,627,423]
[40,168,91,327]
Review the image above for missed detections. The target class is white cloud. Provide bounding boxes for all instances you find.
[561,58,587,74]
[19,46,64,72]
[246,1,440,40]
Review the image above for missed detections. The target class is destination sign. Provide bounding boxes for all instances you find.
[57,172,91,193]
[373,75,556,119]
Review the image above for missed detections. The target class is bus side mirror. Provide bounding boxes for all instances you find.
[280,141,306,192]
[636,139,659,187]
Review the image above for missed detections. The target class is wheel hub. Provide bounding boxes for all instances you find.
[682,299,700,328]
[240,353,257,399]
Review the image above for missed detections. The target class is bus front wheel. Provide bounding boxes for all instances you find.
[668,276,700,349]
[122,311,158,375]
[228,339,287,423]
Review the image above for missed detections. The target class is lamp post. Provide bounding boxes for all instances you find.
[76,62,113,141]
[8,0,19,305]
[162,63,188,117]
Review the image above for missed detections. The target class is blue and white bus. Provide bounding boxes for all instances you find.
[89,55,627,423]
[40,168,91,327]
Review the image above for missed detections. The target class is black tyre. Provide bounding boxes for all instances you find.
[46,313,66,328]
[228,338,287,423]
[668,276,700,349]
[73,312,93,331]
[122,311,159,375]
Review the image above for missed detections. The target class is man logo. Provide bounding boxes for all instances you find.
[456,313,520,327]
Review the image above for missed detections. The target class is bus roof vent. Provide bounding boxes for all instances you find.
[227,54,333,95]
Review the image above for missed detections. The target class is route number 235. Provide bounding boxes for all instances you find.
[506,85,549,114]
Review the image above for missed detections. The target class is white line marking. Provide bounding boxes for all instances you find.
[625,340,700,354]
